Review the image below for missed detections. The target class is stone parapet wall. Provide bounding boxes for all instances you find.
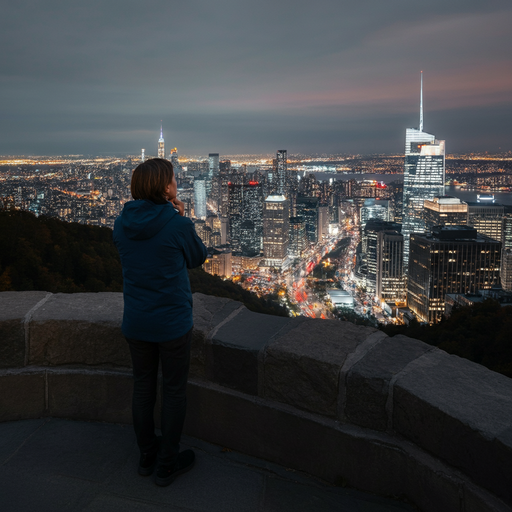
[1,291,511,512]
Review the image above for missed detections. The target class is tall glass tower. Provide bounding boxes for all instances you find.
[276,150,287,196]
[402,73,445,268]
[207,153,219,198]
[194,178,207,220]
[158,122,165,159]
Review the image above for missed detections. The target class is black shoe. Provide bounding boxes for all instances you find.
[138,437,161,476]
[155,449,195,487]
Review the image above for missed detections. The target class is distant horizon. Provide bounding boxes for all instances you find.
[1,150,512,163]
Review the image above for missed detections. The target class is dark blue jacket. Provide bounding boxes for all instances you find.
[113,200,207,342]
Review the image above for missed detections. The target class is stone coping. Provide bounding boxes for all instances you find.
[1,291,511,511]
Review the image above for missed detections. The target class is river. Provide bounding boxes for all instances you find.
[309,172,512,206]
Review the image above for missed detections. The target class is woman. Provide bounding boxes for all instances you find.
[113,158,207,487]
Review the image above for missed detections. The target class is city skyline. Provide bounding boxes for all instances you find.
[1,1,511,156]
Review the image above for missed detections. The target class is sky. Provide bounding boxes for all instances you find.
[1,0,512,157]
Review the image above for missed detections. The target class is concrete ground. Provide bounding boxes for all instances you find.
[0,418,417,512]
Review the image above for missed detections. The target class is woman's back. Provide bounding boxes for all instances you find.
[114,199,207,342]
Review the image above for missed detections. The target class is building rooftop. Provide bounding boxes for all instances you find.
[430,196,466,205]
[265,195,287,202]
[0,418,413,512]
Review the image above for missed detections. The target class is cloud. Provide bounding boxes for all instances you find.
[1,0,511,155]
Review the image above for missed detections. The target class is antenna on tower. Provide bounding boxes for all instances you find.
[160,120,163,139]
[419,71,423,132]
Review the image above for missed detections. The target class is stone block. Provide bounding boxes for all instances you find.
[0,291,51,368]
[263,319,379,417]
[0,369,45,421]
[47,369,132,424]
[208,308,294,395]
[393,349,512,506]
[191,293,244,379]
[185,379,490,512]
[464,483,512,512]
[28,293,130,367]
[345,335,432,431]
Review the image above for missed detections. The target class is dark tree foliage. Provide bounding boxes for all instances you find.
[381,300,512,378]
[0,209,123,292]
[312,264,336,280]
[0,208,288,317]
[188,268,288,317]
[323,237,351,260]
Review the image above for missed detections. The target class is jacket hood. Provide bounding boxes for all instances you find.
[120,200,177,240]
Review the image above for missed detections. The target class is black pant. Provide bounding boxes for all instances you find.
[126,328,192,468]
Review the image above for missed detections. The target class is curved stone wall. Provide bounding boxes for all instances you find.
[0,291,511,512]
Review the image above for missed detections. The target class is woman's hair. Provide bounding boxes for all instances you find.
[131,158,174,204]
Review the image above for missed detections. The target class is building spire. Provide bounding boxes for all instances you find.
[160,120,163,139]
[419,71,423,132]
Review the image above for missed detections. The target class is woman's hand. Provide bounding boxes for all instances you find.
[171,198,185,216]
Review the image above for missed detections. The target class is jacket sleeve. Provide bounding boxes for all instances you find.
[180,219,208,269]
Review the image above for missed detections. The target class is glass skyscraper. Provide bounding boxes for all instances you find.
[276,150,287,196]
[207,153,219,197]
[228,182,263,256]
[263,195,289,268]
[194,178,207,220]
[402,73,445,268]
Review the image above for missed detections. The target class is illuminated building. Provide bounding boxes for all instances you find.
[193,219,211,246]
[288,217,307,260]
[228,182,263,256]
[356,180,389,199]
[376,229,406,303]
[423,196,468,234]
[158,122,165,159]
[360,199,390,232]
[407,226,501,324]
[276,150,287,196]
[501,248,512,291]
[203,247,232,278]
[502,213,512,250]
[170,148,181,173]
[402,73,445,267]
[141,149,145,163]
[467,203,505,242]
[193,178,207,220]
[296,196,319,243]
[318,205,329,241]
[207,153,219,197]
[361,220,402,296]
[263,195,289,268]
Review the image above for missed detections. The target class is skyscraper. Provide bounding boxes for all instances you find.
[288,217,307,260]
[276,150,287,196]
[423,196,468,234]
[360,198,390,232]
[263,195,289,268]
[402,73,445,267]
[170,148,181,173]
[296,196,319,244]
[361,219,402,296]
[228,181,263,256]
[158,122,165,159]
[207,153,219,197]
[501,248,512,291]
[194,178,207,220]
[376,229,406,304]
[408,226,501,324]
[467,203,505,242]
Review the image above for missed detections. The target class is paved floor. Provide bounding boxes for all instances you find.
[0,418,417,512]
